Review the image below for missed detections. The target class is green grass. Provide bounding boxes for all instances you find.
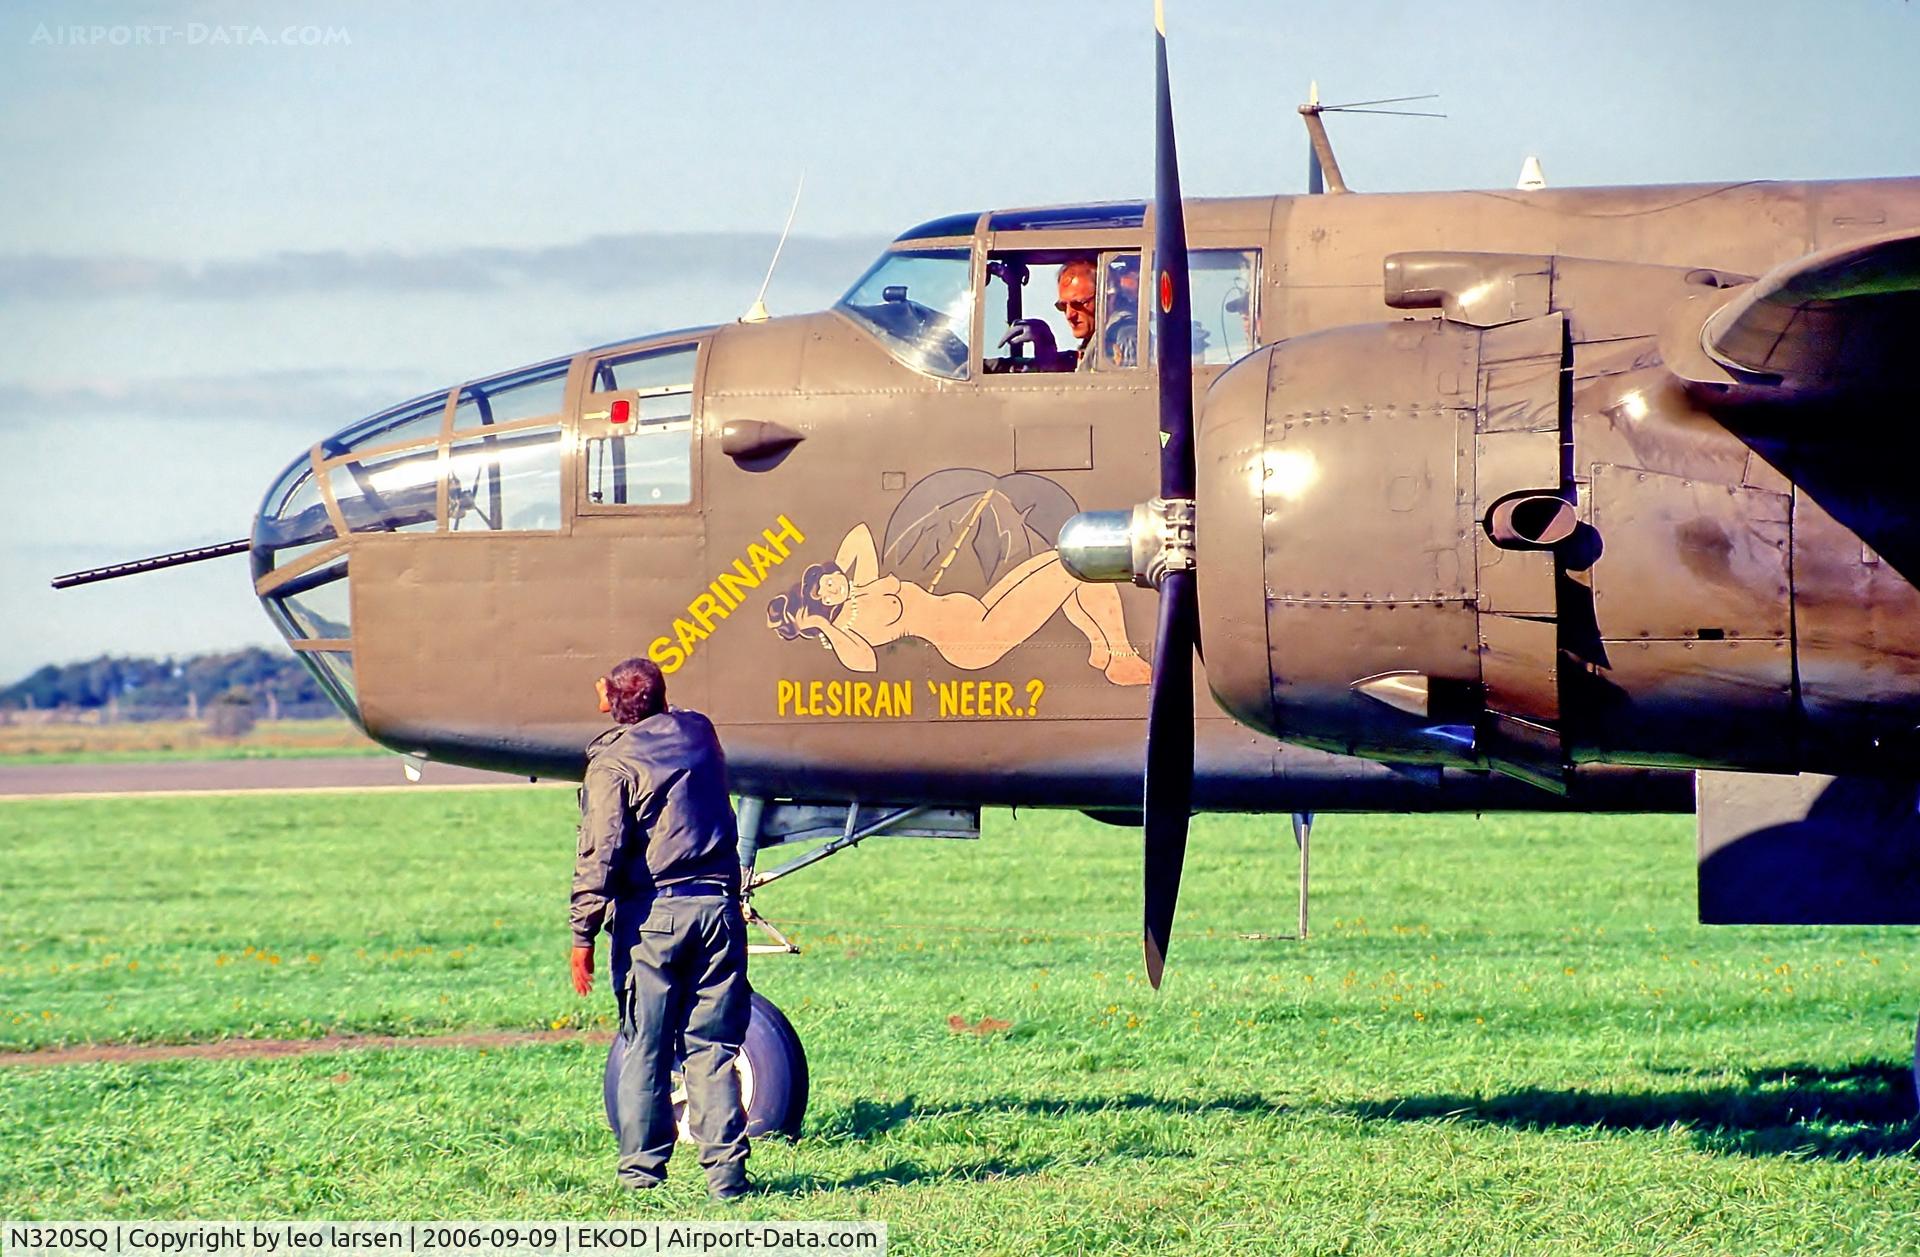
[2,794,1916,1252]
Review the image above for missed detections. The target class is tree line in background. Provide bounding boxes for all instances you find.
[0,647,330,716]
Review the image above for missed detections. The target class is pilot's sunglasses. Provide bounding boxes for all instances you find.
[1054,298,1095,314]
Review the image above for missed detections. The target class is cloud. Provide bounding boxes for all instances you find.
[0,232,889,302]
[0,369,422,428]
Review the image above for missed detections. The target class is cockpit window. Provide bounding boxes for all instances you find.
[835,249,973,380]
[1192,249,1259,365]
[328,443,441,536]
[594,344,696,405]
[448,426,565,531]
[319,391,447,459]
[983,250,1139,375]
[1149,249,1261,366]
[453,359,569,430]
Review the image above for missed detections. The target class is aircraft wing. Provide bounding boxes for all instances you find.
[1700,227,1920,394]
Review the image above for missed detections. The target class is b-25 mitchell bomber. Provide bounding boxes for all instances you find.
[58,8,1920,1137]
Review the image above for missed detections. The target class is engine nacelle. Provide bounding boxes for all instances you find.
[1199,317,1565,778]
[1193,242,1920,792]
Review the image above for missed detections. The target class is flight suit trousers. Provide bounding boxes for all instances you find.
[610,892,751,1191]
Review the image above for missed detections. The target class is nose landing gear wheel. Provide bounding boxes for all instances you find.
[603,991,809,1141]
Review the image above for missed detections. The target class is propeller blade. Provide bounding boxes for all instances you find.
[1141,0,1200,988]
[1153,2,1194,503]
[1144,568,1197,988]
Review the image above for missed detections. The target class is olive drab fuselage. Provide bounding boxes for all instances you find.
[248,177,1920,814]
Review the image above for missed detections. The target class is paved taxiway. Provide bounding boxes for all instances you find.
[0,757,563,801]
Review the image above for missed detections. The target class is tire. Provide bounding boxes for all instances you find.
[603,991,809,1141]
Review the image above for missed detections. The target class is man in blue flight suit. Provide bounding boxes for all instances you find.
[570,657,753,1199]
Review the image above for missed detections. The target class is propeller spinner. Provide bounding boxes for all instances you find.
[1056,1,1199,989]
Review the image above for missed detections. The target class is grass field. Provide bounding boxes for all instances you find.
[1,791,1915,1253]
[0,718,378,764]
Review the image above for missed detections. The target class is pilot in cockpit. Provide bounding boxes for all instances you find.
[1055,258,1100,367]
[995,254,1140,374]
[1060,256,1140,371]
[1094,256,1140,370]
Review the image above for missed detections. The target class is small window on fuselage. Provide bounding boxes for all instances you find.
[582,343,697,508]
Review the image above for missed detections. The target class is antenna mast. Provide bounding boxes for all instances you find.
[1305,81,1327,194]
[1297,90,1444,195]
[743,172,806,324]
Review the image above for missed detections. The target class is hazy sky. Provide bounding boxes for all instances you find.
[2,0,1917,682]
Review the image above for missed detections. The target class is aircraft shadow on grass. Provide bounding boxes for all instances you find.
[771,1155,1054,1194]
[812,1092,1285,1140]
[1337,1062,1919,1161]
[784,1067,1916,1186]
[768,1093,1283,1192]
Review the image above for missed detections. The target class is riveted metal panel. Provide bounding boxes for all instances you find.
[1573,366,1753,487]
[1480,612,1564,787]
[1553,258,1753,345]
[353,529,708,762]
[1475,539,1555,617]
[1266,600,1481,762]
[1482,713,1565,791]
[1573,638,1793,769]
[1589,465,1790,641]
[1258,404,1476,603]
[1475,429,1561,616]
[1790,481,1920,759]
[1479,357,1563,433]
[1480,312,1565,371]
[1196,347,1281,738]
[1013,424,1094,472]
[1474,314,1565,617]
[1571,337,1662,385]
[1262,321,1478,605]
[1481,613,1559,722]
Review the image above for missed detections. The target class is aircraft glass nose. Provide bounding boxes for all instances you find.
[252,445,357,718]
[249,386,455,723]
[253,451,337,577]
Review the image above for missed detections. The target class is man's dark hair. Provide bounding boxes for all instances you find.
[606,657,666,724]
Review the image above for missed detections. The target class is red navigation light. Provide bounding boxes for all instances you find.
[609,399,633,425]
